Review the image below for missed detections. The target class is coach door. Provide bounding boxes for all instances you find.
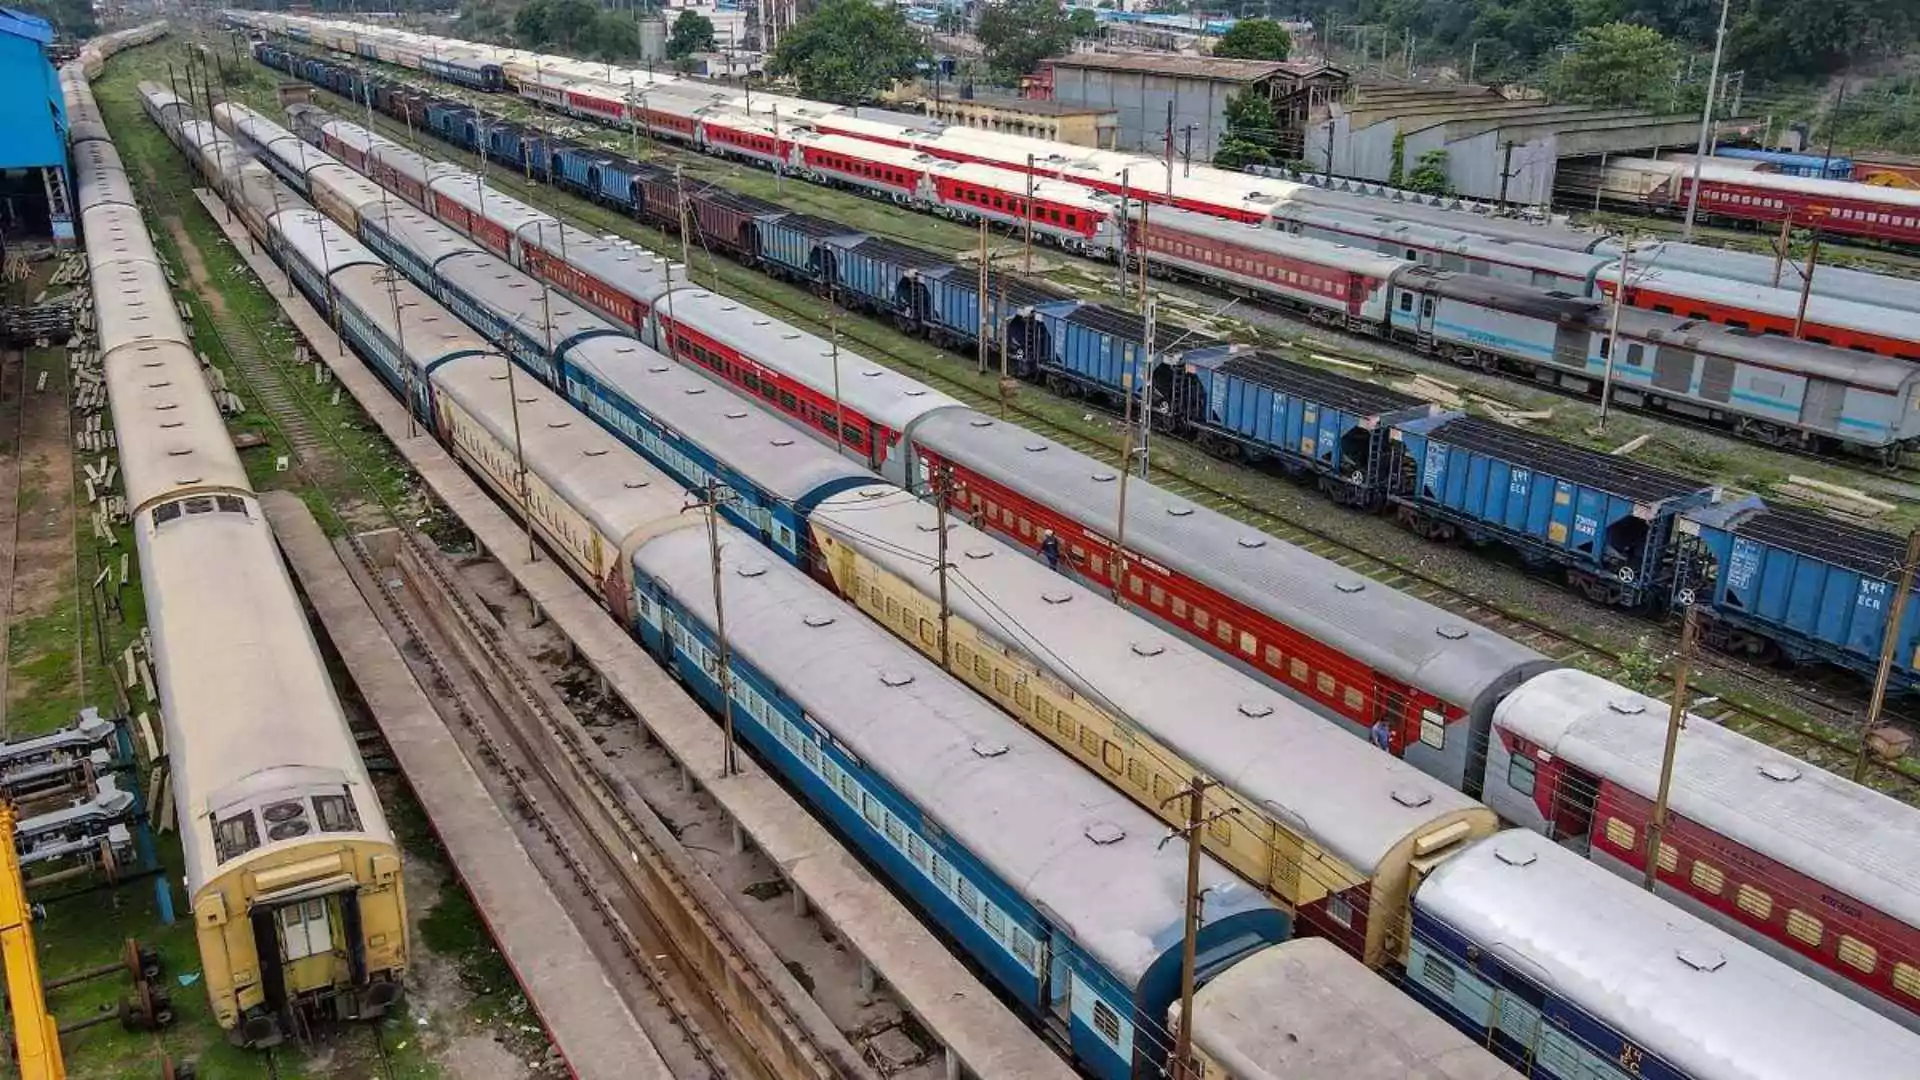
[1041,935,1073,1042]
[1800,378,1846,432]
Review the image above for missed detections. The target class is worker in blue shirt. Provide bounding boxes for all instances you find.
[1040,529,1062,572]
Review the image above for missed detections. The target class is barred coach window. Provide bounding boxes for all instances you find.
[314,793,363,833]
[213,810,261,863]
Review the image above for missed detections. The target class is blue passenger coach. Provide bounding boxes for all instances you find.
[1407,829,1916,1080]
[628,526,1288,1079]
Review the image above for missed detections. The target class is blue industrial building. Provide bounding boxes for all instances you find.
[0,9,70,244]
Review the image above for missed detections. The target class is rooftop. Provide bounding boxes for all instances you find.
[0,7,50,45]
[1045,50,1340,83]
[929,93,1114,117]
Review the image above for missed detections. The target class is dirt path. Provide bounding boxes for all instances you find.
[3,346,80,731]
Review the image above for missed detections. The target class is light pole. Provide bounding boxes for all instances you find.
[1681,0,1733,240]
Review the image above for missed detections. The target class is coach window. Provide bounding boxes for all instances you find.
[314,793,363,833]
[1507,753,1537,797]
[1627,343,1645,365]
[1691,860,1725,895]
[1838,937,1878,974]
[214,811,261,863]
[1736,884,1773,920]
[1398,292,1414,313]
[1786,910,1823,947]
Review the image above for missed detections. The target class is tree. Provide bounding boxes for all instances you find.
[1405,149,1451,194]
[769,0,929,103]
[1214,18,1292,61]
[545,0,602,50]
[513,0,551,46]
[976,0,1073,77]
[589,10,644,61]
[667,9,717,59]
[1069,8,1100,39]
[1213,91,1279,170]
[1552,21,1678,108]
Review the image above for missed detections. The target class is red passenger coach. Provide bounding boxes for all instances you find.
[1600,266,1920,361]
[906,409,1555,795]
[563,86,624,123]
[1679,168,1920,246]
[1488,669,1920,1032]
[647,288,960,481]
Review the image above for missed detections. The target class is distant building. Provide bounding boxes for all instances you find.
[0,9,71,245]
[925,92,1120,148]
[1035,51,1346,161]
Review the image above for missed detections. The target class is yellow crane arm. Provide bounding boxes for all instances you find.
[0,803,63,1080]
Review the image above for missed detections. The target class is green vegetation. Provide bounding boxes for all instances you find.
[768,0,927,103]
[1068,7,1100,40]
[1551,21,1680,108]
[975,0,1074,77]
[1289,0,1912,84]
[509,0,657,61]
[1213,91,1281,170]
[1213,17,1293,61]
[666,9,717,62]
[1405,148,1451,194]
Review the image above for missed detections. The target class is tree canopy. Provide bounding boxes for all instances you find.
[1551,21,1678,108]
[1069,8,1100,39]
[667,9,717,59]
[768,0,928,103]
[1213,18,1292,61]
[1213,91,1280,170]
[1329,0,1913,84]
[977,0,1073,77]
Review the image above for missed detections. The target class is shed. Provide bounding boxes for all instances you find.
[0,9,70,243]
[1036,51,1346,160]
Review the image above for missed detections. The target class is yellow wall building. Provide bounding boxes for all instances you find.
[924,93,1120,148]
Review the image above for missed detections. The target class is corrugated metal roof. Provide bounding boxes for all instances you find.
[1045,51,1336,83]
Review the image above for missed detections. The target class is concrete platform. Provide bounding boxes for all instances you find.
[199,190,1070,1080]
[259,490,665,1080]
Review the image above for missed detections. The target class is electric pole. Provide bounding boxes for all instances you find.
[1855,529,1920,782]
[976,217,989,375]
[1681,0,1733,239]
[1159,775,1233,1080]
[933,468,953,670]
[687,480,738,777]
[1642,604,1700,892]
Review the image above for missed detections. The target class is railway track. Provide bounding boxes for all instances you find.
[258,46,1920,525]
[103,67,874,1080]
[237,63,1920,801]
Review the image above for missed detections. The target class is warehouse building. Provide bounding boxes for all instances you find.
[1034,51,1347,161]
[0,9,70,246]
[1304,83,1742,207]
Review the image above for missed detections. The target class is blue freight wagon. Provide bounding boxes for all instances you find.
[827,236,954,323]
[1390,415,1718,609]
[1172,349,1433,508]
[755,213,864,287]
[912,265,1067,357]
[1008,300,1221,410]
[1676,498,1920,689]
